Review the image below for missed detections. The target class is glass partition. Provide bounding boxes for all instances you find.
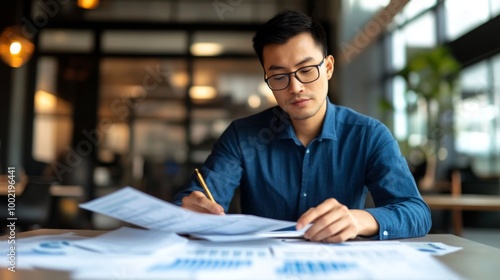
[39,29,94,52]
[97,58,188,194]
[190,58,275,163]
[32,57,74,163]
[102,31,187,54]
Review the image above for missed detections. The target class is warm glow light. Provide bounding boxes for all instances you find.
[171,72,189,88]
[123,86,146,99]
[247,94,261,108]
[190,43,223,56]
[0,27,35,68]
[9,41,21,55]
[35,90,57,114]
[189,86,217,100]
[78,0,100,9]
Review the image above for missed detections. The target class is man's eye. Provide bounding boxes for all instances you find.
[272,75,287,81]
[299,68,313,74]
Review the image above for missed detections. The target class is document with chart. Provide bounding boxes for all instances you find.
[80,186,297,236]
[1,231,463,280]
[108,240,463,280]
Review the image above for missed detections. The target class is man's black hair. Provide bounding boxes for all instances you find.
[252,10,328,66]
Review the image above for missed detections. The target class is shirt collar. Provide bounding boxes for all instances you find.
[319,99,337,141]
[276,98,337,141]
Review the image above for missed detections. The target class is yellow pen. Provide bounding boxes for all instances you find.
[194,168,216,203]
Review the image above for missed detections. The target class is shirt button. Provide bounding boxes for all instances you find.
[306,149,310,153]
[303,193,307,197]
[383,231,388,236]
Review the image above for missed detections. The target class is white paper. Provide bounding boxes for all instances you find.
[130,240,463,280]
[0,233,92,269]
[268,242,463,280]
[2,233,463,280]
[192,224,312,242]
[0,232,176,278]
[401,242,463,256]
[79,186,296,235]
[71,227,188,254]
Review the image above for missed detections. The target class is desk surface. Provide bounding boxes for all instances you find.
[422,194,500,211]
[2,229,500,279]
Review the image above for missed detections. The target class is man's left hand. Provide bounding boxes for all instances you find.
[296,198,378,243]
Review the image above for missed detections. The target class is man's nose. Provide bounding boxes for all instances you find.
[287,74,304,94]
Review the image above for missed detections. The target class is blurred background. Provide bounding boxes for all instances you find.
[0,0,499,247]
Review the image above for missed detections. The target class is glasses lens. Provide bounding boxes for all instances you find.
[296,66,320,83]
[266,60,322,91]
[268,74,289,90]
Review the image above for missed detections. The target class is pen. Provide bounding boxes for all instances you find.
[195,168,216,203]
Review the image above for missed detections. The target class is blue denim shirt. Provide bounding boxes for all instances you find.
[173,100,431,240]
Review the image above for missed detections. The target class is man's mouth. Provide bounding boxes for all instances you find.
[289,98,310,106]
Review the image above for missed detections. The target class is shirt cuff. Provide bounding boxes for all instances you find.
[364,208,397,240]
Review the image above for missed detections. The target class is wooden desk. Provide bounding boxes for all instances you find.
[2,229,499,280]
[422,194,500,235]
[48,185,84,198]
[423,194,500,211]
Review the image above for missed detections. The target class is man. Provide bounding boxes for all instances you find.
[173,10,431,242]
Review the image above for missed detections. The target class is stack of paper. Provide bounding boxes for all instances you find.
[79,186,301,239]
[0,231,464,279]
[0,186,465,279]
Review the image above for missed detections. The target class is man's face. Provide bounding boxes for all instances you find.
[262,32,334,121]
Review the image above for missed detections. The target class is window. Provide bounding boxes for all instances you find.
[39,30,94,52]
[402,0,436,21]
[491,0,500,17]
[390,11,437,72]
[390,11,437,145]
[445,0,490,40]
[454,58,500,176]
[102,31,187,54]
[32,57,73,163]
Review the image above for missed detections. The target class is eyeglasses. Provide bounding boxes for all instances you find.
[265,58,325,91]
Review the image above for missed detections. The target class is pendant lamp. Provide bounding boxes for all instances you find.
[78,0,100,9]
[0,26,35,68]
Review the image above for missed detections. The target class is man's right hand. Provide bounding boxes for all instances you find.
[181,191,225,215]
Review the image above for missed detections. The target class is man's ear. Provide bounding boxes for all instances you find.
[326,55,335,80]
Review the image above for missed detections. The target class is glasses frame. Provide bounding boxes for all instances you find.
[264,58,325,91]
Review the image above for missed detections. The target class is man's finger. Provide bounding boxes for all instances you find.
[308,215,350,241]
[297,198,339,229]
[182,191,225,214]
[303,210,342,239]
